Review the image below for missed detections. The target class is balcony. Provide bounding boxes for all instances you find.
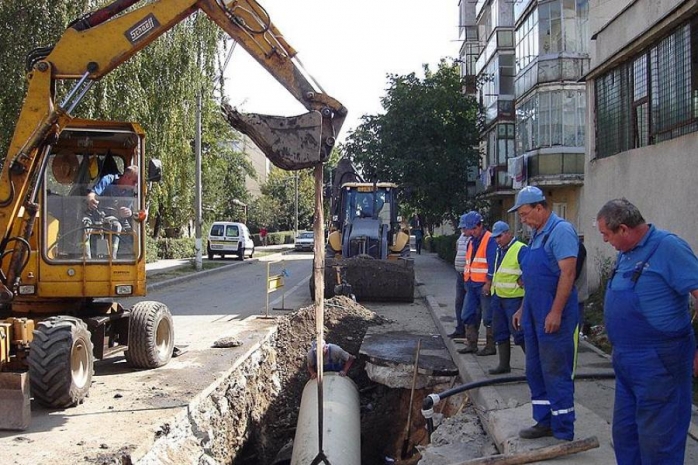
[475,165,515,198]
[527,151,584,186]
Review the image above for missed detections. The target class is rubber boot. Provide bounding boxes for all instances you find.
[476,326,496,356]
[457,325,479,354]
[488,342,511,374]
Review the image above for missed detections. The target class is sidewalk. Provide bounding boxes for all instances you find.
[412,251,698,463]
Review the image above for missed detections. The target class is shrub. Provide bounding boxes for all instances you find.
[430,234,459,264]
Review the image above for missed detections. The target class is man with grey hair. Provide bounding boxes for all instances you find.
[510,186,579,441]
[597,198,698,465]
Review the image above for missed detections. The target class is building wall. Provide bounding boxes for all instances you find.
[240,135,269,199]
[584,0,698,288]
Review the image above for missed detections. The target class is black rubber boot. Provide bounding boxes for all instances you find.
[488,342,511,375]
[457,325,479,354]
[476,326,496,356]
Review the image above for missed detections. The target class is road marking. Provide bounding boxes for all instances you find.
[269,274,310,307]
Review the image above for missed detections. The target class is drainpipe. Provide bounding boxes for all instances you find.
[291,373,361,465]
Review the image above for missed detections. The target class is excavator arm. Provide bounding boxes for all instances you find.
[0,0,346,298]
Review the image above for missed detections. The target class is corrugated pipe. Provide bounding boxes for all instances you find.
[421,373,616,440]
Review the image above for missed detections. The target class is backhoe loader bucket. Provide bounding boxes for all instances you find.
[320,257,415,303]
[222,104,326,170]
[0,372,30,430]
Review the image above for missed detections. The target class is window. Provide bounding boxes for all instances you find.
[595,17,698,158]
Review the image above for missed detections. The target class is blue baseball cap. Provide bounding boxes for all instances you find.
[460,211,482,229]
[508,186,546,213]
[457,213,468,228]
[490,221,510,238]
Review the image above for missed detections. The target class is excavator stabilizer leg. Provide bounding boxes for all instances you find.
[221,104,326,170]
[0,372,31,430]
[324,257,415,303]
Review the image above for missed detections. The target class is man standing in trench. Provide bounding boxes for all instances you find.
[597,198,698,464]
[510,186,579,441]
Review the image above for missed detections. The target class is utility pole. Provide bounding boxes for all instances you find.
[294,171,299,236]
[195,92,202,271]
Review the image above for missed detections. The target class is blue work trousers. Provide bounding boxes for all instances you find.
[491,294,524,345]
[461,281,491,327]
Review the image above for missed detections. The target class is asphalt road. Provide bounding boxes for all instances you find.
[0,251,315,464]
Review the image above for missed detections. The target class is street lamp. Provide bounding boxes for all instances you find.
[232,199,247,223]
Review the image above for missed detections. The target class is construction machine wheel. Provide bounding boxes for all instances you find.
[28,316,94,408]
[125,301,174,369]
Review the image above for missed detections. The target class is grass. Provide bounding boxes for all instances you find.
[146,247,293,283]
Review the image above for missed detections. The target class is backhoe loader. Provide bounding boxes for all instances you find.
[310,159,414,302]
[0,0,345,430]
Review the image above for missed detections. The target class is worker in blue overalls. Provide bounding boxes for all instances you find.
[306,339,355,379]
[510,186,579,441]
[597,198,698,464]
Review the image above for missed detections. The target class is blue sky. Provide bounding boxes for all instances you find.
[223,0,462,143]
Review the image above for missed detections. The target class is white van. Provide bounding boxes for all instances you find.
[207,221,255,260]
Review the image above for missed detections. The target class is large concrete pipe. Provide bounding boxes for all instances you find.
[290,373,361,465]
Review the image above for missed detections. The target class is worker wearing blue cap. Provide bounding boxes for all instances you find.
[488,221,527,375]
[457,211,498,356]
[448,213,472,339]
[509,186,579,441]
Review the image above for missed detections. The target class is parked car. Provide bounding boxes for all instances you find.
[207,221,254,260]
[294,231,314,252]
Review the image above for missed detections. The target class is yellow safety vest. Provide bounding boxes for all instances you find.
[463,230,492,283]
[492,239,526,298]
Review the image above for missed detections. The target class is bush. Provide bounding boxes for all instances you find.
[430,234,459,264]
[152,237,196,259]
[267,232,294,245]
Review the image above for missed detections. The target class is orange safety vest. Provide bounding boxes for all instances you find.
[463,230,492,283]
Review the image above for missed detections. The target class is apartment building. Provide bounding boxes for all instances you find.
[459,0,590,232]
[583,0,698,285]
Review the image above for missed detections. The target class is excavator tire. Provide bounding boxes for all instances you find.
[323,257,415,303]
[28,316,94,408]
[124,301,174,369]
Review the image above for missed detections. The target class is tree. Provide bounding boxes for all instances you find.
[344,60,481,230]
[0,2,249,236]
[258,167,315,232]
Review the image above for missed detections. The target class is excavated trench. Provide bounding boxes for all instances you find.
[136,297,478,465]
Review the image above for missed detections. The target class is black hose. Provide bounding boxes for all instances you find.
[421,372,616,439]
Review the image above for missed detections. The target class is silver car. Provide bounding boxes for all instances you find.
[294,231,314,252]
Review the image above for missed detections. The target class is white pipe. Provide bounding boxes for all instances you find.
[290,373,361,465]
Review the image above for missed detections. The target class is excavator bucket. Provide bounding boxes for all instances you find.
[323,257,415,303]
[0,372,30,430]
[221,104,326,170]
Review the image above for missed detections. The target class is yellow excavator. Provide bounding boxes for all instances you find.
[0,0,345,430]
[310,159,415,303]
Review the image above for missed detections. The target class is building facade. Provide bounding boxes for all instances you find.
[459,0,590,233]
[583,0,698,286]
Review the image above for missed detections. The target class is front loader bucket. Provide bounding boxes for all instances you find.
[222,104,325,170]
[0,372,30,430]
[322,257,415,303]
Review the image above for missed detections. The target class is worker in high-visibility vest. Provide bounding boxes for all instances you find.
[458,211,497,356]
[489,221,527,375]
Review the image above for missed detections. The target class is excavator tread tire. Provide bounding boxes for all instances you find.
[28,316,94,408]
[124,301,174,369]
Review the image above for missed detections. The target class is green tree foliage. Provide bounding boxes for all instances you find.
[257,167,315,232]
[0,2,249,236]
[343,60,480,229]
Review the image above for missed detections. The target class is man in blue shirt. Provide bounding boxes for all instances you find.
[457,211,498,356]
[510,186,579,441]
[86,166,138,258]
[597,198,698,465]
